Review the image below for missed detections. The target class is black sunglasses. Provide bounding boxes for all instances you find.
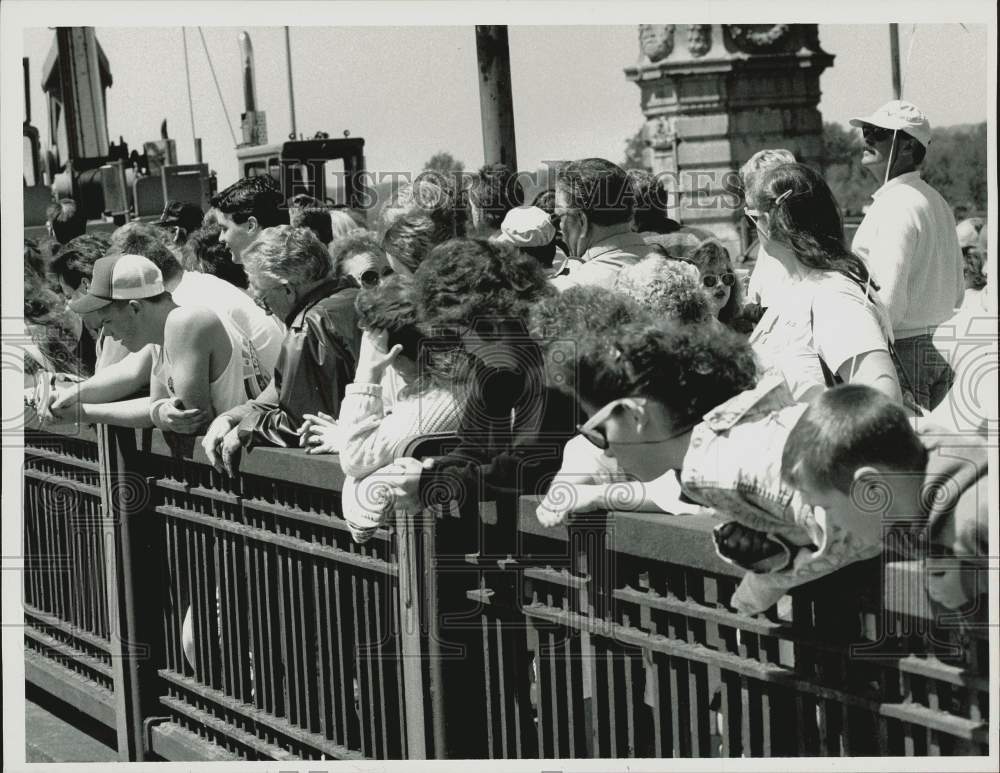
[702,272,736,289]
[359,267,394,288]
[862,126,893,142]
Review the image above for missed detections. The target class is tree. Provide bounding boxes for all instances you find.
[621,125,648,171]
[423,151,465,176]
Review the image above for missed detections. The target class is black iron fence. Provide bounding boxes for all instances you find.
[21,425,990,760]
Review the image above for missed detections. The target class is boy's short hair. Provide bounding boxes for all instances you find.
[781,384,928,494]
[210,176,286,227]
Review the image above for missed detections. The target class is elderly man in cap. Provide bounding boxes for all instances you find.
[849,100,964,411]
[61,253,264,433]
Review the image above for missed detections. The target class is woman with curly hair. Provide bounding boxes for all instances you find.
[299,275,466,541]
[745,163,901,403]
[377,238,580,522]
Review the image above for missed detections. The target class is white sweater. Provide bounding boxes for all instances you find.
[338,381,463,542]
[851,171,964,339]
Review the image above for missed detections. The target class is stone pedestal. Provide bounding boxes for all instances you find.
[624,24,834,261]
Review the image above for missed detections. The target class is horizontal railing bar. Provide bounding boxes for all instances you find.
[24,445,102,471]
[614,586,786,635]
[896,655,990,692]
[518,497,742,577]
[240,497,355,534]
[155,505,397,577]
[25,648,117,730]
[24,626,114,680]
[138,429,346,491]
[880,702,989,743]
[156,478,240,506]
[159,695,299,761]
[521,566,589,590]
[521,602,987,740]
[614,587,985,677]
[25,604,113,652]
[23,468,102,498]
[158,670,367,760]
[147,720,237,761]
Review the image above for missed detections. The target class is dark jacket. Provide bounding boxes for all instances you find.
[225,278,361,449]
[417,319,582,529]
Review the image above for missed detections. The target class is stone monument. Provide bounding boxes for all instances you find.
[625,24,834,261]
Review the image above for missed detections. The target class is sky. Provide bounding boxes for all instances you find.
[17,22,993,188]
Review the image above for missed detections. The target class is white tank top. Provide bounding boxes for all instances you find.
[151,309,266,416]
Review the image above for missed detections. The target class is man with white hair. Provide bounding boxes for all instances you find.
[849,100,964,410]
[202,226,362,474]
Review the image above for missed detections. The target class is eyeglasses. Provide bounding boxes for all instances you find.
[359,266,394,288]
[701,272,736,289]
[576,396,693,450]
[862,126,893,142]
[251,279,289,316]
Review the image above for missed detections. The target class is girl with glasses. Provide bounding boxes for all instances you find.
[683,239,744,329]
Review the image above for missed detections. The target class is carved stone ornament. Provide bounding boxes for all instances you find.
[686,25,712,57]
[650,115,676,146]
[727,24,791,52]
[639,24,676,62]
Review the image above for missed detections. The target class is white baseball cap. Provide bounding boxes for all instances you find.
[494,206,556,248]
[69,253,165,314]
[849,100,932,148]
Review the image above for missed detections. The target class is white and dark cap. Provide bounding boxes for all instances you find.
[69,253,165,314]
[494,206,556,248]
[849,100,932,148]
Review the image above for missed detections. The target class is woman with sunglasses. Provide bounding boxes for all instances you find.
[330,230,395,289]
[745,163,902,404]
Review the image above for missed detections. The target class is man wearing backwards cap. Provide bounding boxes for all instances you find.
[66,254,255,433]
[849,100,964,411]
[156,200,205,246]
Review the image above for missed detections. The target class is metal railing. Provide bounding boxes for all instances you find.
[22,427,991,760]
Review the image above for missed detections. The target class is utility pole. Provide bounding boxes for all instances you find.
[889,24,902,99]
[285,27,298,140]
[475,26,517,170]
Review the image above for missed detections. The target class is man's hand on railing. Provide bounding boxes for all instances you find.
[39,382,79,425]
[202,415,243,475]
[152,397,209,435]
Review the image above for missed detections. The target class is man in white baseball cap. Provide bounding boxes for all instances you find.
[60,253,258,433]
[849,100,964,411]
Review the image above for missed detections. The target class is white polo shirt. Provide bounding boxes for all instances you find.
[851,171,964,340]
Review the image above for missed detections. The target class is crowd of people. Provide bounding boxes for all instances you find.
[25,98,989,621]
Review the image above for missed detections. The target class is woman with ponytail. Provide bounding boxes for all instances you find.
[745,163,902,403]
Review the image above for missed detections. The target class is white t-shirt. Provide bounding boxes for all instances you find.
[750,271,892,401]
[851,171,964,339]
[170,270,284,382]
[150,310,258,416]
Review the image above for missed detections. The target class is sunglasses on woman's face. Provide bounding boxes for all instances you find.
[359,267,394,288]
[701,272,736,289]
